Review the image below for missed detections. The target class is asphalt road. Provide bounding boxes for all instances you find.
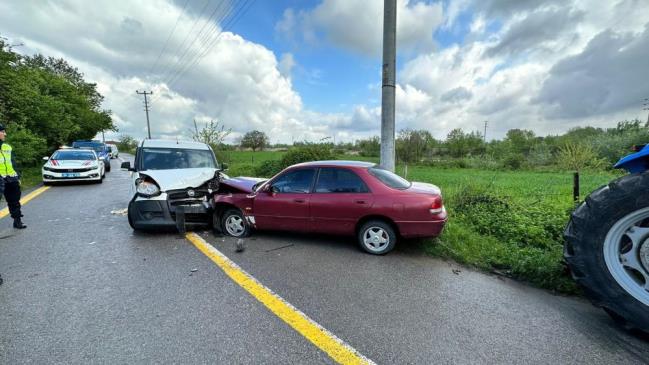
[1,156,648,364]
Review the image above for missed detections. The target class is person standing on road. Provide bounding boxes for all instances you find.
[0,124,26,229]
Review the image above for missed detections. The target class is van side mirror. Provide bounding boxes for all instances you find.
[121,161,132,171]
[221,162,229,171]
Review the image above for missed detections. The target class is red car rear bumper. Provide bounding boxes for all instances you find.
[396,216,447,238]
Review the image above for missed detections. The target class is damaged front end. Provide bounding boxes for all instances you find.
[211,176,268,233]
[129,169,227,232]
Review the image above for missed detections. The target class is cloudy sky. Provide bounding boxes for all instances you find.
[1,0,648,143]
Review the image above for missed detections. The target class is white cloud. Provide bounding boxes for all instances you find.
[277,0,444,55]
[0,0,349,143]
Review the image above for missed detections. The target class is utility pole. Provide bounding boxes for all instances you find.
[101,130,105,143]
[136,90,153,139]
[483,121,488,142]
[380,0,397,172]
[643,98,649,125]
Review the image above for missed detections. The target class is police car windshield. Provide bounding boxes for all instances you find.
[73,142,104,153]
[140,148,216,170]
[52,150,96,160]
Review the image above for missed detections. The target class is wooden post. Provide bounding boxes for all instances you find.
[573,171,580,203]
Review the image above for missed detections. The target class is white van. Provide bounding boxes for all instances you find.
[120,139,227,231]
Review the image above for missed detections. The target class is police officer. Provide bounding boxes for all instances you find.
[0,124,26,229]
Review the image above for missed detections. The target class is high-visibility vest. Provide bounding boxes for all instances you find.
[0,143,18,177]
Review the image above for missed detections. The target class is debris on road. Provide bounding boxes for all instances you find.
[452,269,461,275]
[111,208,128,216]
[265,243,294,252]
[87,241,96,245]
[235,239,245,253]
[191,268,198,272]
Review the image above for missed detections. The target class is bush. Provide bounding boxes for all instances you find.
[502,153,525,170]
[6,124,47,166]
[254,160,284,177]
[254,143,335,177]
[451,186,565,251]
[281,143,335,167]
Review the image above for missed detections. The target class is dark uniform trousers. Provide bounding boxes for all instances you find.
[1,176,22,219]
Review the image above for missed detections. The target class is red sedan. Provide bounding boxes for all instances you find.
[213,161,447,254]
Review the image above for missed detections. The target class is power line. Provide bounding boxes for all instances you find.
[153,0,214,85]
[148,0,191,76]
[154,0,228,88]
[152,0,255,104]
[162,0,245,90]
[156,0,233,91]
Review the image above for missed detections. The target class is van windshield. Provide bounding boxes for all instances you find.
[140,148,217,170]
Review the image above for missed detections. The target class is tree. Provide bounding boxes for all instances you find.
[396,129,437,163]
[445,128,484,157]
[240,130,269,151]
[117,134,138,154]
[191,119,231,150]
[0,38,114,161]
[556,143,605,172]
[356,136,380,157]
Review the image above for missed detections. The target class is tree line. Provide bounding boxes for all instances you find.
[352,120,649,170]
[0,38,113,166]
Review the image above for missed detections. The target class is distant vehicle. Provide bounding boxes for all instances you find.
[42,148,105,184]
[212,161,448,255]
[107,143,119,159]
[121,139,227,231]
[72,140,112,172]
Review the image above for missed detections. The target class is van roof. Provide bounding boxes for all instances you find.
[140,139,211,150]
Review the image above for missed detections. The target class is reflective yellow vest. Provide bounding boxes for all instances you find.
[0,143,18,177]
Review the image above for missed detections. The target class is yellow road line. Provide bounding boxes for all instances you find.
[0,185,50,219]
[185,232,375,365]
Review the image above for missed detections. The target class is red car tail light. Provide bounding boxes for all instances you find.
[430,195,444,214]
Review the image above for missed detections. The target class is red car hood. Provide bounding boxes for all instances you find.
[407,182,441,196]
[221,177,268,193]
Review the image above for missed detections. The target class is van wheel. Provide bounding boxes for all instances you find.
[221,209,250,237]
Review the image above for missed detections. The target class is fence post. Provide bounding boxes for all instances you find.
[573,171,580,203]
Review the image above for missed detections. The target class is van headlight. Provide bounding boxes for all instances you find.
[136,181,161,197]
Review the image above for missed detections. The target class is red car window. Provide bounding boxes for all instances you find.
[272,168,316,193]
[315,168,369,193]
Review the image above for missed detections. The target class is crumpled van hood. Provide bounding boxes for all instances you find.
[142,168,217,191]
[221,176,268,193]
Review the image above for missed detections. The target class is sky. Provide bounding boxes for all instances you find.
[1,0,648,144]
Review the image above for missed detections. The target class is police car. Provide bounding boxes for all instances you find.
[42,148,105,184]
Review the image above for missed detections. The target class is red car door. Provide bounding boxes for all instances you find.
[253,168,316,232]
[309,167,373,235]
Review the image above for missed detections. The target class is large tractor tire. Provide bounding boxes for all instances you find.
[564,172,649,333]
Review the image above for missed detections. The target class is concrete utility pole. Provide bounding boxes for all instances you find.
[136,90,153,139]
[483,121,488,142]
[380,0,397,172]
[643,98,649,125]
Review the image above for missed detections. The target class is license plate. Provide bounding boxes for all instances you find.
[62,173,80,178]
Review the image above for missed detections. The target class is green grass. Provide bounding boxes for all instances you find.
[19,166,43,190]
